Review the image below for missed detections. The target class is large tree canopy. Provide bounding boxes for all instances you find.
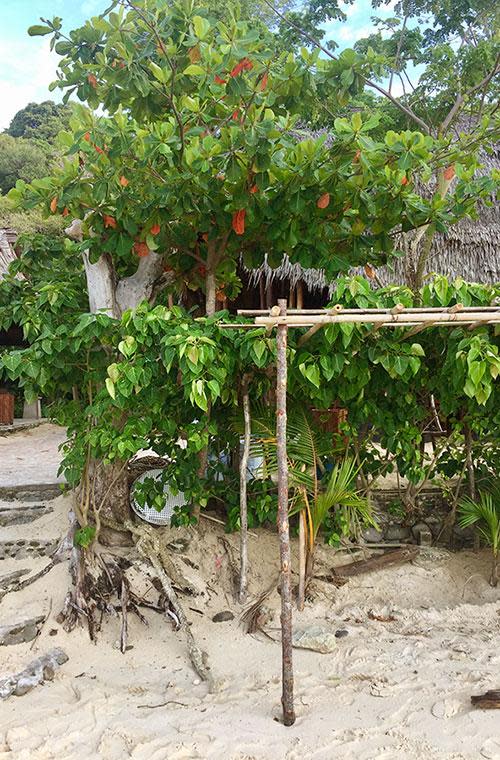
[14,0,492,317]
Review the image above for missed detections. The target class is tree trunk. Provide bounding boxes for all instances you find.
[298,510,306,611]
[276,298,295,727]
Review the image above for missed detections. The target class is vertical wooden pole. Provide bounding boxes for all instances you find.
[276,298,295,726]
[239,374,251,603]
[298,510,306,611]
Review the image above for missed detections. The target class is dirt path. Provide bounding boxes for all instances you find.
[0,424,66,487]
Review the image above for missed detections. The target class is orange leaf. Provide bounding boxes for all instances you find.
[249,184,258,194]
[443,165,456,181]
[150,223,161,236]
[188,45,201,63]
[229,58,253,78]
[103,215,117,229]
[119,175,129,187]
[133,241,149,258]
[317,193,330,209]
[62,207,69,217]
[214,74,226,85]
[353,149,361,162]
[87,74,97,88]
[260,72,268,91]
[50,196,58,214]
[232,109,240,121]
[364,264,376,280]
[201,232,209,242]
[401,176,409,186]
[83,131,91,142]
[232,209,246,235]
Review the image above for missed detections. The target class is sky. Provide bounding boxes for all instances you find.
[0,0,403,131]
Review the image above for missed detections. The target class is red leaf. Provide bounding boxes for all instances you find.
[317,192,330,209]
[230,58,253,77]
[83,131,91,142]
[87,74,97,89]
[249,184,258,194]
[133,241,149,257]
[119,175,129,187]
[150,223,161,235]
[401,176,409,186]
[260,72,268,91]
[232,209,246,235]
[103,215,117,229]
[50,196,58,214]
[214,74,226,85]
[62,207,69,217]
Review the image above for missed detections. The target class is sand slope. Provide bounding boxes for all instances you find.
[1,495,499,760]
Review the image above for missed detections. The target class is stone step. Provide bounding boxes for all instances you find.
[0,503,53,527]
[0,484,63,503]
[0,539,58,561]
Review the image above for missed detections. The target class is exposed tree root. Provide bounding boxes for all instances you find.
[55,511,215,691]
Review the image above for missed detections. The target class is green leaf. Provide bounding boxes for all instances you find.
[28,25,53,36]
[193,15,211,39]
[184,64,205,76]
[105,378,116,399]
[410,343,425,356]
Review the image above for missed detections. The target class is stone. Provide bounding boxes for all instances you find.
[0,648,68,700]
[412,522,433,546]
[292,626,337,654]
[0,615,45,646]
[384,525,411,542]
[212,611,234,623]
[361,527,383,543]
[335,629,349,639]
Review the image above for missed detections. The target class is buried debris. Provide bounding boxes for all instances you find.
[0,648,68,699]
[292,626,337,654]
[0,615,46,646]
[471,690,500,709]
[333,546,419,578]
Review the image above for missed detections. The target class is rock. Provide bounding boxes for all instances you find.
[292,626,337,654]
[212,611,234,623]
[0,504,52,527]
[335,629,349,639]
[384,525,411,542]
[0,615,45,646]
[412,522,433,546]
[361,527,384,543]
[0,648,68,700]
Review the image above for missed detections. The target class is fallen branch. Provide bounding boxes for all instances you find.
[332,547,418,578]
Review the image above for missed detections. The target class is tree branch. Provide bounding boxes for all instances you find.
[439,54,500,134]
[261,0,431,134]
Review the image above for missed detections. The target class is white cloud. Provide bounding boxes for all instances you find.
[0,36,60,130]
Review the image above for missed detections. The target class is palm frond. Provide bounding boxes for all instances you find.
[458,490,500,554]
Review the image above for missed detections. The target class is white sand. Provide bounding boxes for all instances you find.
[1,494,499,760]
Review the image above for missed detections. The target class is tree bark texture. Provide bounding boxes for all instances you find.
[276,298,295,726]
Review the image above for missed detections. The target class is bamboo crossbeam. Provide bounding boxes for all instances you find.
[254,311,500,327]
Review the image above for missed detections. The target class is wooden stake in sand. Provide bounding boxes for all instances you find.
[276,299,295,726]
[239,374,251,603]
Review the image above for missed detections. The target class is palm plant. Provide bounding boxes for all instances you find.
[237,403,377,607]
[458,488,500,587]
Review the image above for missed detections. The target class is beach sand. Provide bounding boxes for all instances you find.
[1,493,499,760]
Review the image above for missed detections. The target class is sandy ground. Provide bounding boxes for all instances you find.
[0,424,66,487]
[1,493,499,760]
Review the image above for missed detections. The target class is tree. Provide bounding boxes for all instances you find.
[267,0,500,289]
[0,134,50,194]
[6,101,72,145]
[10,0,492,520]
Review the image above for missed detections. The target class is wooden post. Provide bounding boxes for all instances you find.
[239,374,251,603]
[298,510,306,611]
[276,298,295,726]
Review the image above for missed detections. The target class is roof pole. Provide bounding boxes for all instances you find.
[276,298,295,726]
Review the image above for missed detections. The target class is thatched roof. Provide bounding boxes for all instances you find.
[0,229,18,281]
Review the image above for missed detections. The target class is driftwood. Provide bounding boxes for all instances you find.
[471,690,500,709]
[333,546,419,578]
[239,374,251,603]
[0,648,68,699]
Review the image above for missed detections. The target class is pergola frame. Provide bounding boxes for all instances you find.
[221,301,500,726]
